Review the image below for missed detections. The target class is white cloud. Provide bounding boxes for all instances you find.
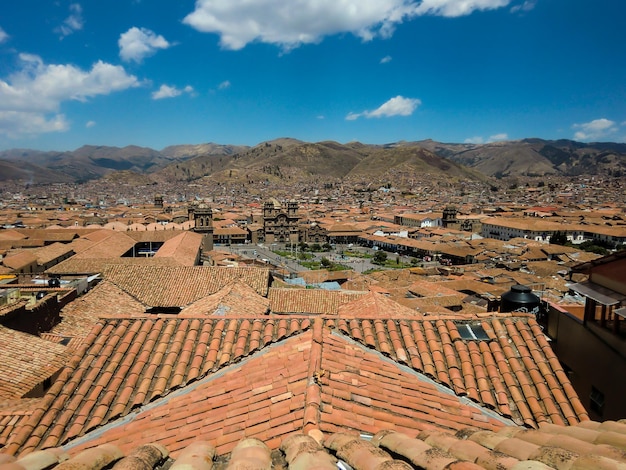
[346,95,421,120]
[152,84,194,100]
[510,0,536,13]
[0,111,68,137]
[86,120,96,128]
[0,27,9,44]
[0,53,139,136]
[119,27,171,63]
[55,3,84,38]
[573,118,617,141]
[415,0,510,17]
[488,133,508,142]
[218,80,231,90]
[184,0,512,51]
[464,136,484,144]
[380,55,392,64]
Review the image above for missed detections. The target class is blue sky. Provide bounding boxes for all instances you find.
[0,0,624,151]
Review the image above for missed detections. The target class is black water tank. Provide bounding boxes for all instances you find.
[501,285,541,314]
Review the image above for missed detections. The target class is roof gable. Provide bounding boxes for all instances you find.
[21,322,512,459]
[337,292,421,318]
[180,282,270,317]
[103,266,271,307]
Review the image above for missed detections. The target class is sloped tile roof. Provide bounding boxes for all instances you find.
[1,314,590,460]
[268,288,364,314]
[50,282,146,338]
[3,317,311,455]
[317,332,508,437]
[59,329,316,457]
[179,282,270,317]
[330,316,588,428]
[73,232,137,258]
[46,256,181,275]
[336,292,422,318]
[102,266,271,307]
[152,231,202,265]
[0,399,40,451]
[0,326,70,400]
[2,251,37,270]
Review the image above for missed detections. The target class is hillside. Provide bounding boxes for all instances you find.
[346,143,488,183]
[417,139,626,178]
[152,139,487,187]
[1,138,624,184]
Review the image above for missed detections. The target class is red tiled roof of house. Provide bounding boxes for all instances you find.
[0,399,40,450]
[46,256,182,275]
[152,231,202,265]
[337,292,422,318]
[2,251,37,270]
[179,282,270,317]
[102,266,270,307]
[330,316,587,428]
[268,288,364,314]
[2,317,312,455]
[0,314,588,458]
[0,326,70,400]
[31,243,75,266]
[0,230,27,241]
[50,281,147,338]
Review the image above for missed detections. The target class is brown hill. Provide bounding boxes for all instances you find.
[153,139,484,187]
[417,139,626,178]
[0,158,74,184]
[1,138,624,185]
[346,143,487,183]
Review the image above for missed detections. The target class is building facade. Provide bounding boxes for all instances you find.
[263,199,300,243]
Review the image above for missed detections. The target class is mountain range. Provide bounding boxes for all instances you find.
[0,138,624,185]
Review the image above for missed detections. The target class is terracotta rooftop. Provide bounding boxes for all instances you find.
[152,231,202,265]
[72,232,137,259]
[50,281,147,338]
[0,325,70,400]
[179,282,270,317]
[102,266,271,307]
[336,292,422,318]
[46,256,182,275]
[0,314,587,458]
[1,251,37,270]
[268,288,365,314]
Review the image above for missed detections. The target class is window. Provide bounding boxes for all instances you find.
[590,386,605,416]
[458,323,491,341]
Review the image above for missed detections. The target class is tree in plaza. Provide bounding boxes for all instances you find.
[373,250,388,265]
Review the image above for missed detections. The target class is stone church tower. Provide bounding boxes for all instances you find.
[192,203,214,256]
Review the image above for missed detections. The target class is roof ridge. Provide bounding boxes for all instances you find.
[303,318,324,433]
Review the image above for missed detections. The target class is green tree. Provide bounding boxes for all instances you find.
[550,231,568,245]
[373,250,388,265]
[320,257,332,268]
